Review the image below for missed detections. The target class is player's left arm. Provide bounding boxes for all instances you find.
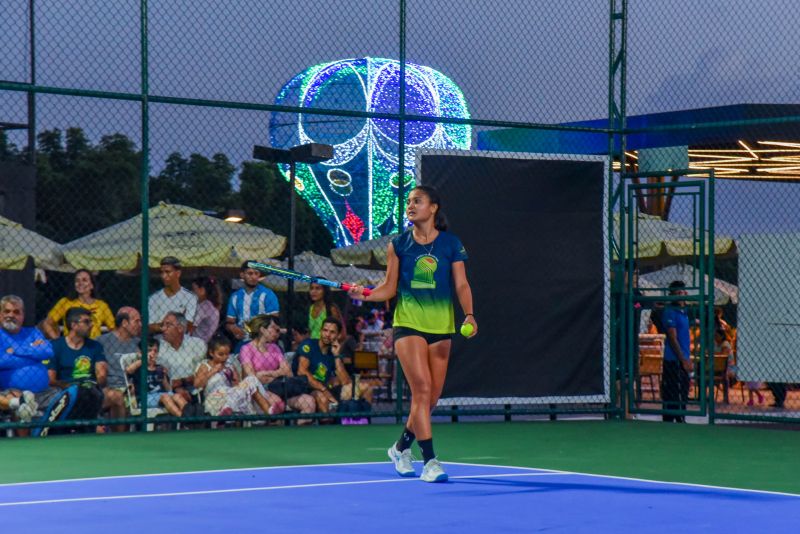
[452,261,477,337]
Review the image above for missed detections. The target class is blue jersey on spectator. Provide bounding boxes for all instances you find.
[49,337,106,383]
[0,327,53,392]
[226,285,279,327]
[294,339,336,384]
[663,307,690,362]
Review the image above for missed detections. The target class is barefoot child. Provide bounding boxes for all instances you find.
[126,336,187,417]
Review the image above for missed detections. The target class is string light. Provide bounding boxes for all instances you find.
[269,57,471,246]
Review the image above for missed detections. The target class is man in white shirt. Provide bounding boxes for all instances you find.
[157,312,206,402]
[148,256,197,334]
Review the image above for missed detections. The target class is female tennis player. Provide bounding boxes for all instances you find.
[349,185,476,483]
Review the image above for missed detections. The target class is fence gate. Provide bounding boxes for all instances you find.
[621,171,717,421]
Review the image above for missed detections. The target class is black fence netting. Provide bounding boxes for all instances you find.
[0,1,797,436]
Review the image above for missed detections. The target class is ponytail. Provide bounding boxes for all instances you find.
[434,211,448,232]
[411,185,448,231]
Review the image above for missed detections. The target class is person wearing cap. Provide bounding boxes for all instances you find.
[148,257,198,334]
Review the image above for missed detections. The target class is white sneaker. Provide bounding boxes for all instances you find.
[16,391,39,423]
[388,444,416,477]
[420,458,448,483]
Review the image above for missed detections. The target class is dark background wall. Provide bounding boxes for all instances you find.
[0,163,38,324]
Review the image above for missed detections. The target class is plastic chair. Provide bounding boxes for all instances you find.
[637,334,665,401]
[119,352,169,431]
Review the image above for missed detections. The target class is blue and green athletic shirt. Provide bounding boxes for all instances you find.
[392,230,467,334]
[295,339,337,384]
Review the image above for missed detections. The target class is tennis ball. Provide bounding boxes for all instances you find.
[460,322,474,338]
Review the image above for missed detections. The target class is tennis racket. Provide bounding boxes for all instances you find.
[246,261,372,296]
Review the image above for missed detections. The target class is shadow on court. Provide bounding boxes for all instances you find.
[448,476,791,503]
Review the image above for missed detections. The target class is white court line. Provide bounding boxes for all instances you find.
[0,472,567,508]
[7,459,795,500]
[0,461,391,488]
[449,462,800,499]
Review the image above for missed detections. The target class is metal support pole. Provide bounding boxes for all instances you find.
[138,0,150,429]
[287,160,296,346]
[27,0,36,164]
[608,0,628,419]
[397,0,407,232]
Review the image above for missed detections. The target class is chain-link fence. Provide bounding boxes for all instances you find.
[0,1,798,434]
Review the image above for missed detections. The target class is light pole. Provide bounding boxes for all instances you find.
[252,143,333,344]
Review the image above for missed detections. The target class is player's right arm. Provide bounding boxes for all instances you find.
[350,243,399,302]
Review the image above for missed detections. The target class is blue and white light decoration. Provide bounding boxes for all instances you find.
[269,57,471,247]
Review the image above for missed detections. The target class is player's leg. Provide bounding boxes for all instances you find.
[388,335,431,477]
[417,338,451,482]
[396,335,433,438]
[427,339,452,411]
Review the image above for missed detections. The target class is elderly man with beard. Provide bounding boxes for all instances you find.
[0,295,52,421]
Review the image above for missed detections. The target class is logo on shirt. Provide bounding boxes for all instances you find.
[411,255,438,289]
[302,344,311,354]
[72,355,93,380]
[313,362,329,383]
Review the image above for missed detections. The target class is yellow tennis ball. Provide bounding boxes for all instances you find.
[460,322,474,337]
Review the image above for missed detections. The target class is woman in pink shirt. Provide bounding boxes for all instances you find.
[240,315,315,422]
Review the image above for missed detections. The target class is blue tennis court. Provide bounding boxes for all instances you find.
[2,461,797,532]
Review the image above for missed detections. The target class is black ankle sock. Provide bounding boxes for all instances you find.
[396,427,415,452]
[418,438,435,464]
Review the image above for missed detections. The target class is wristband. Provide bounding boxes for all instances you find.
[465,313,474,317]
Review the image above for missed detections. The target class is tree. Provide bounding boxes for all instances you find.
[32,127,331,255]
[150,152,236,212]
[0,130,21,161]
[35,128,141,242]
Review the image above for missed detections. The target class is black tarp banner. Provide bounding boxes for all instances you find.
[419,152,609,402]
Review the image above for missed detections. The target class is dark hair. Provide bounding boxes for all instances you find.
[245,314,281,339]
[292,325,309,336]
[208,336,232,355]
[668,280,686,291]
[147,335,160,349]
[411,185,448,231]
[322,316,342,333]
[68,269,98,300]
[193,276,222,310]
[309,282,333,315]
[66,306,91,329]
[241,260,260,272]
[160,256,182,269]
[714,328,730,343]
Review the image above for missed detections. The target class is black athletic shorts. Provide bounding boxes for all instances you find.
[393,326,452,345]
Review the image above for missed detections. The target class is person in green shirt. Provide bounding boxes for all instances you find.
[349,185,476,483]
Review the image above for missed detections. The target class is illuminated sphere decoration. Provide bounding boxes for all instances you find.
[269,57,471,247]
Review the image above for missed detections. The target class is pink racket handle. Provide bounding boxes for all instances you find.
[341,283,372,297]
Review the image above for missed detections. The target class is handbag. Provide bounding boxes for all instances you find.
[266,376,310,398]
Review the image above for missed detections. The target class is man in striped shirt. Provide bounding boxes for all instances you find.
[225,261,279,345]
